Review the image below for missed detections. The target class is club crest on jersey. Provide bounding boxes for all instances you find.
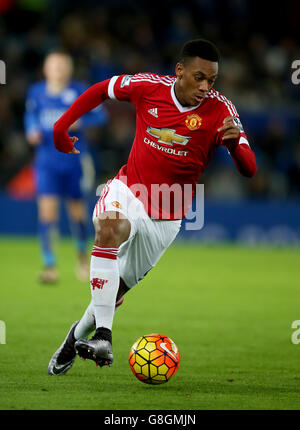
[146,126,190,146]
[111,201,122,209]
[185,114,202,130]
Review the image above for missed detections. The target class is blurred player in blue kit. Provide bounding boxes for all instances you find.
[24,50,108,283]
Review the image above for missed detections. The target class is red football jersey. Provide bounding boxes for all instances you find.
[107,73,249,219]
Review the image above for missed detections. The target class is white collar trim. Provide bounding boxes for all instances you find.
[171,81,201,113]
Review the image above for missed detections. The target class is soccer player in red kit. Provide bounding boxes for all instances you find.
[48,39,256,374]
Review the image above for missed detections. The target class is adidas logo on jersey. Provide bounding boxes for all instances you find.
[148,107,158,118]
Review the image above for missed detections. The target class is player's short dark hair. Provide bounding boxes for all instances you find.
[179,39,220,64]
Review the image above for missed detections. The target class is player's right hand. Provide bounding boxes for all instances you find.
[53,123,80,154]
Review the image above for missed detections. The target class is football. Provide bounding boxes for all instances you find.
[128,334,180,384]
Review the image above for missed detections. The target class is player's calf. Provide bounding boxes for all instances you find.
[89,213,130,340]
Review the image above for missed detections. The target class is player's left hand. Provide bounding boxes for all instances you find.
[217,116,240,142]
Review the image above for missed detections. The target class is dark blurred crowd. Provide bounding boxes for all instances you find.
[0,0,300,199]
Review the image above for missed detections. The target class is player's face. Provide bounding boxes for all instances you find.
[43,54,73,84]
[175,57,218,106]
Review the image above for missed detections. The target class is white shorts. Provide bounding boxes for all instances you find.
[93,178,181,288]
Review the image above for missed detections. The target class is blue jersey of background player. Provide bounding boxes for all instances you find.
[25,79,105,171]
[24,50,108,283]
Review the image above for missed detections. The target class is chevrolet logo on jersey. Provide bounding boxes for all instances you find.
[147,127,191,146]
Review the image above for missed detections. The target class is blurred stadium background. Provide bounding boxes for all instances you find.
[0,0,300,242]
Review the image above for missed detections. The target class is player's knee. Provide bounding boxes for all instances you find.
[94,212,130,248]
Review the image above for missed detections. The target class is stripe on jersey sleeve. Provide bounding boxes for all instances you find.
[207,89,238,117]
[239,136,250,146]
[108,76,119,100]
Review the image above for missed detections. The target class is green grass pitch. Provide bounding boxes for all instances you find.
[0,237,300,410]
